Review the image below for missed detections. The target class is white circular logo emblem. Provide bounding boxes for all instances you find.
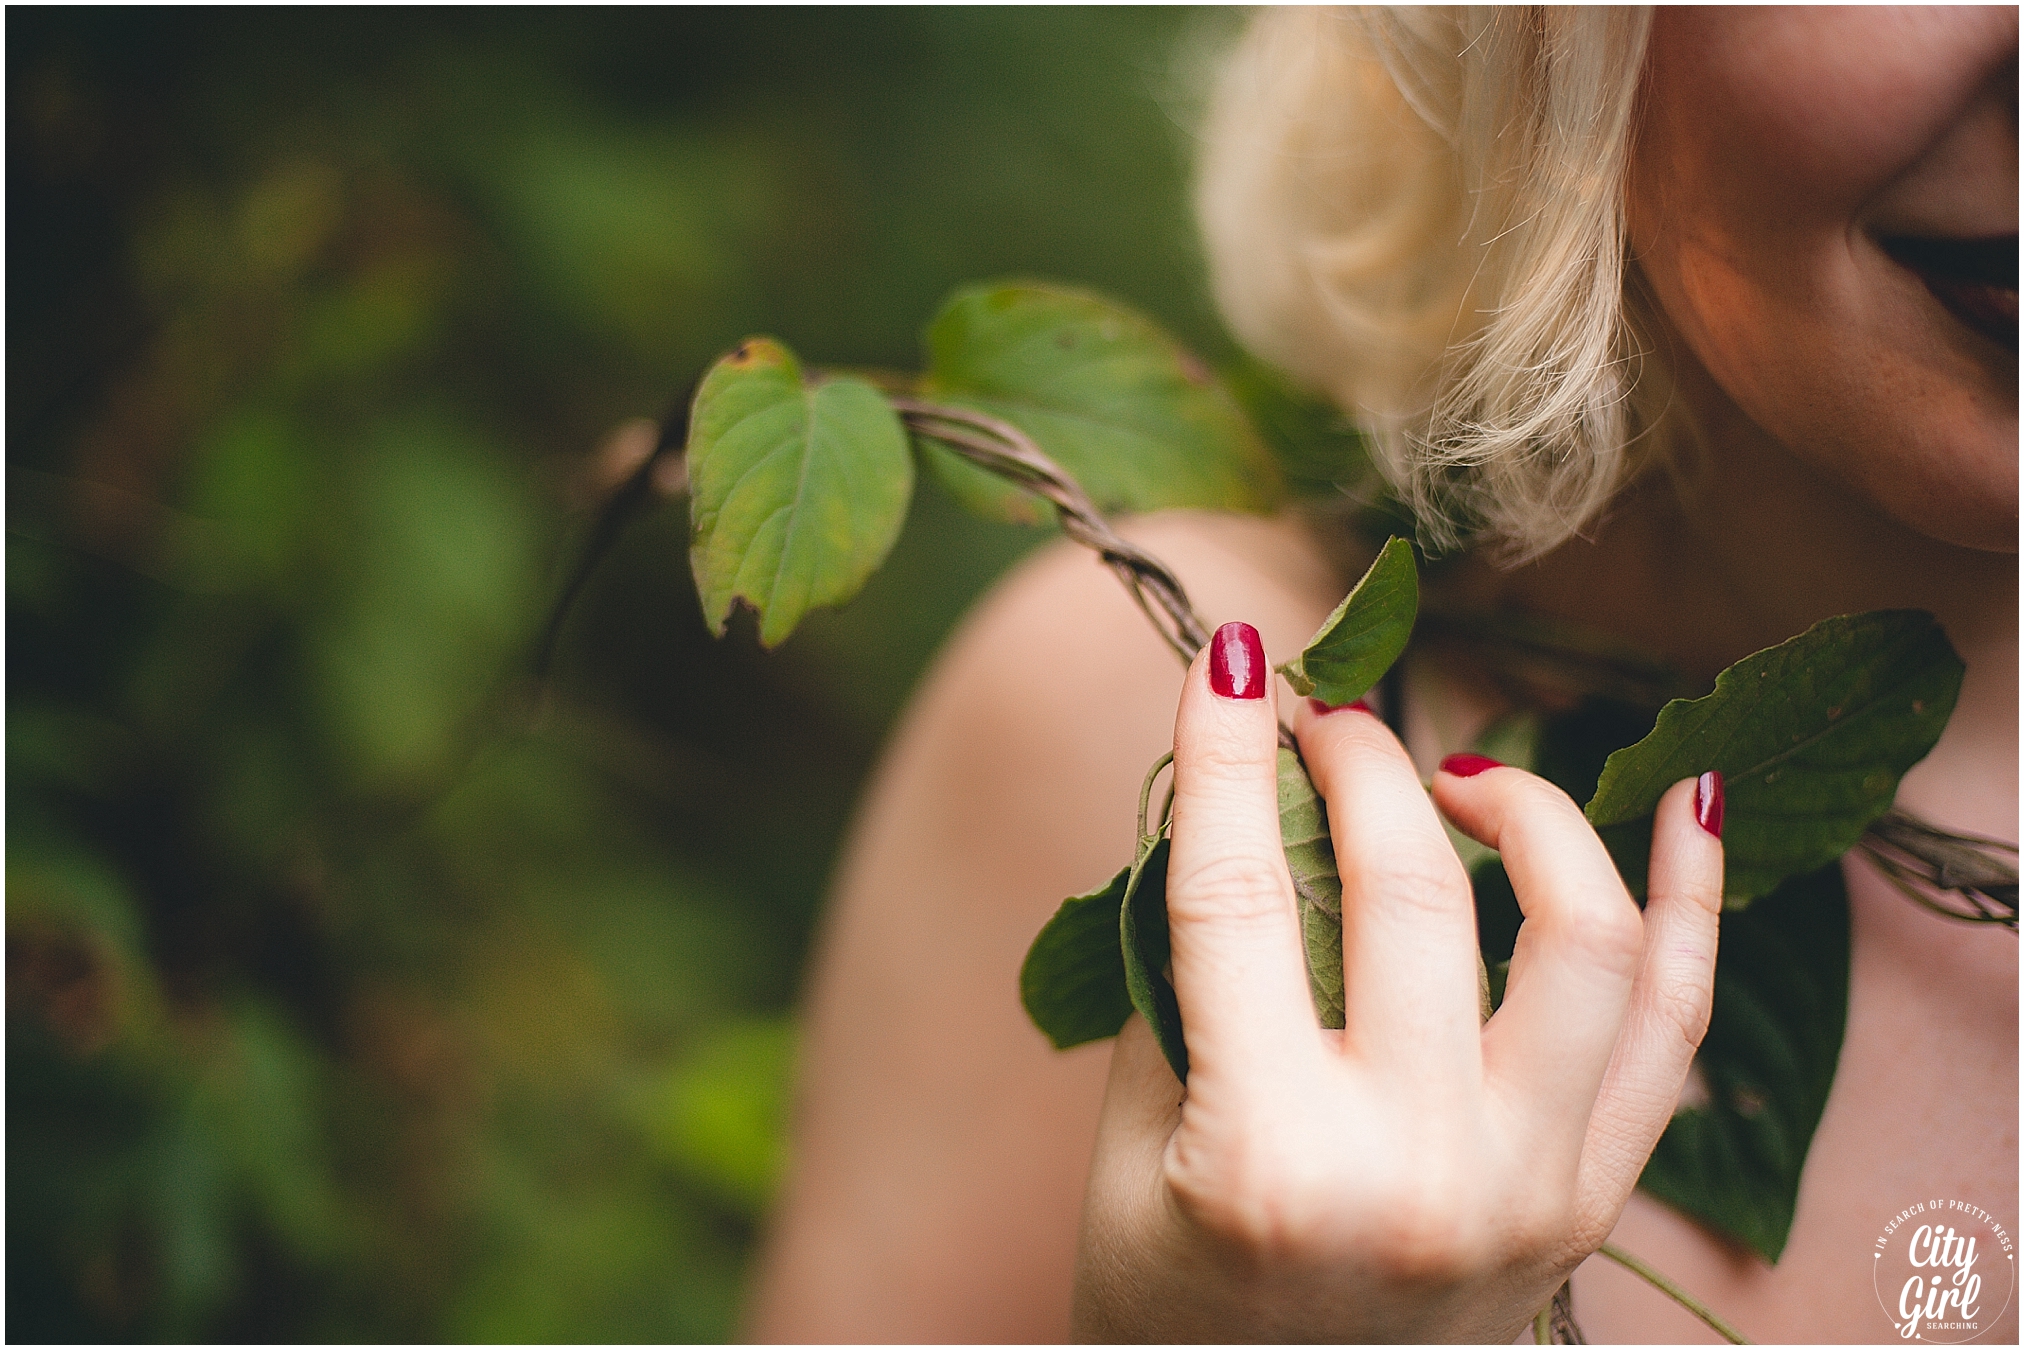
[1874,1199,2015,1341]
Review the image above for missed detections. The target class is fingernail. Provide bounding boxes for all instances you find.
[1307,697,1374,717]
[1439,752,1503,778]
[1696,770,1725,837]
[1208,621,1266,699]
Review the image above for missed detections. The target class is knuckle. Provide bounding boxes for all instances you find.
[1488,775,1588,838]
[1363,1172,1486,1283]
[1165,1135,1319,1258]
[1657,868,1725,918]
[1499,784,1597,857]
[1515,774,1586,818]
[1649,965,1716,1055]
[1303,726,1394,797]
[1349,840,1468,917]
[1553,891,1644,980]
[1180,733,1272,786]
[1166,1137,1519,1289]
[1167,852,1291,925]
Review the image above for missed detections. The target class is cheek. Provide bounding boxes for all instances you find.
[1663,221,1874,427]
[1645,8,2011,225]
[1655,237,2017,551]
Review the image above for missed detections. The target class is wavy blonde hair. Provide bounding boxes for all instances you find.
[1197,6,1670,562]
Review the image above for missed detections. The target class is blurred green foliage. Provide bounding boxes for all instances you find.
[8,8,1242,1339]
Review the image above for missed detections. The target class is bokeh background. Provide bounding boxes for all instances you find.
[8,8,1255,1340]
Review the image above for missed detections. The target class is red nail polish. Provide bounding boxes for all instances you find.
[1307,697,1374,717]
[1208,622,1266,700]
[1696,770,1725,838]
[1439,753,1503,778]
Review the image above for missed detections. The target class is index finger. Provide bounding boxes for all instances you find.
[1163,622,1321,1089]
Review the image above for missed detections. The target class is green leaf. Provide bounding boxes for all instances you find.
[1279,747,1345,1029]
[1020,864,1133,1050]
[1586,611,1963,903]
[918,281,1282,522]
[1638,863,1849,1263]
[1275,536,1418,705]
[1119,830,1185,1080]
[686,338,914,648]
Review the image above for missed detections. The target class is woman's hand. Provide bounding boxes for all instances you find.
[1072,622,1725,1343]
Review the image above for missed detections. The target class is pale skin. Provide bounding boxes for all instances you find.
[745,7,2017,1342]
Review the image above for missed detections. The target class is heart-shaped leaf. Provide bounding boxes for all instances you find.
[1637,863,1849,1263]
[1586,611,1962,903]
[1275,536,1418,706]
[917,281,1281,523]
[686,338,914,648]
[1020,863,1132,1050]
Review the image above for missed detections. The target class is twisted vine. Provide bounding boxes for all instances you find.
[891,398,1211,662]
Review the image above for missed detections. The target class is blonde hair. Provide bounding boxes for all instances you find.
[1197,6,1669,562]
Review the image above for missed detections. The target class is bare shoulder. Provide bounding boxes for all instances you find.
[899,509,1349,813]
[743,510,1344,1342]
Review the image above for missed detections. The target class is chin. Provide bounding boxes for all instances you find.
[1866,425,2019,554]
[1762,299,2019,558]
[1905,496,2019,556]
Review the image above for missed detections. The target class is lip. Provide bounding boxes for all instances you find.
[1879,234,2018,353]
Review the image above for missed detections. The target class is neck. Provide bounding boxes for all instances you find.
[1461,353,2017,842]
[1477,359,2016,681]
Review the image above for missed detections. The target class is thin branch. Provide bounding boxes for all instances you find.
[896,399,1298,751]
[1137,751,1176,847]
[893,398,1211,661]
[1597,1243,1749,1344]
[1860,808,2018,931]
[535,395,692,686]
[1549,1278,1585,1343]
